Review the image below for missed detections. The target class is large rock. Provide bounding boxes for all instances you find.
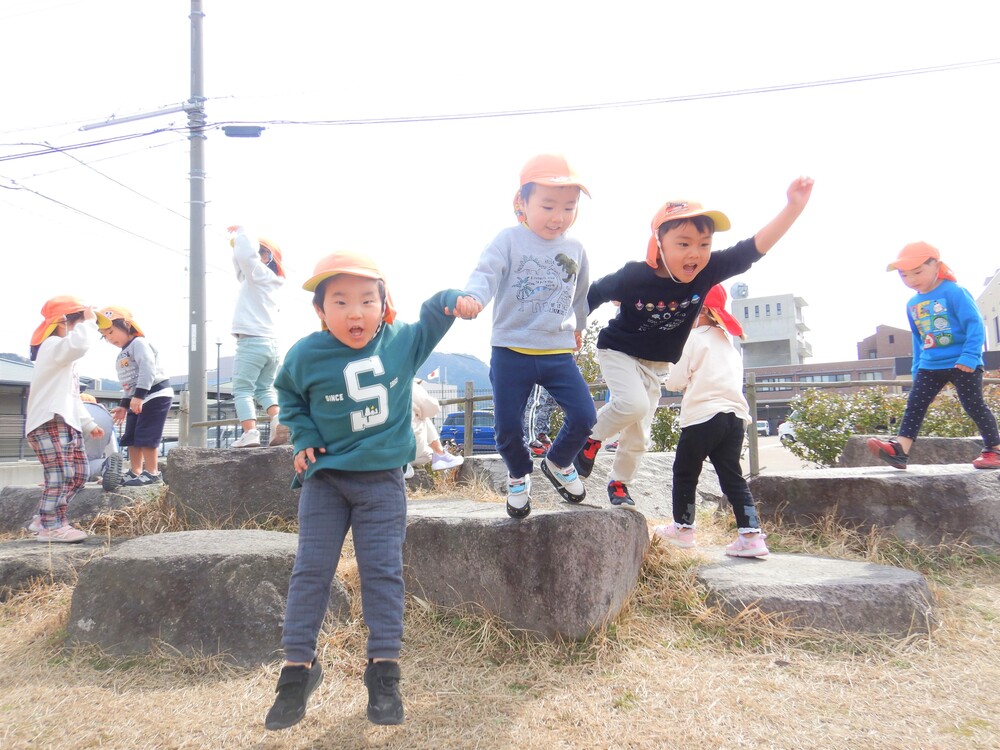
[839,435,983,467]
[0,537,111,600]
[66,530,349,667]
[694,550,935,635]
[0,485,159,534]
[750,464,1000,547]
[403,499,648,640]
[457,452,721,521]
[165,447,299,527]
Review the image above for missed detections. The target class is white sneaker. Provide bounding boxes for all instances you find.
[541,456,586,502]
[231,429,261,449]
[269,416,290,446]
[431,452,464,471]
[403,464,415,480]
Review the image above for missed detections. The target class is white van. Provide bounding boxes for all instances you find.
[756,420,770,436]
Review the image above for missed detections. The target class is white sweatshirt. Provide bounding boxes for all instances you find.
[665,324,751,429]
[25,319,99,436]
[231,229,283,338]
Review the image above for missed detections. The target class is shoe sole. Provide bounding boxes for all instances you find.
[35,534,87,544]
[506,499,531,518]
[264,662,324,731]
[866,438,908,469]
[726,549,770,558]
[540,461,586,503]
[102,453,125,492]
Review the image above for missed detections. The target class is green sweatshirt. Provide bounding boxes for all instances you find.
[275,289,461,484]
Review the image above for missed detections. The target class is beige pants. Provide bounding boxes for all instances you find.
[592,348,669,484]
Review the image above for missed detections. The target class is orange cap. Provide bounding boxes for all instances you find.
[886,241,957,281]
[98,305,145,337]
[703,284,744,338]
[80,392,97,403]
[645,200,731,268]
[518,153,590,196]
[30,295,108,346]
[303,251,396,324]
[258,237,286,278]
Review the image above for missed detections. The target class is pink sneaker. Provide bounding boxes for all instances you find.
[36,524,87,544]
[972,450,1000,469]
[725,533,769,558]
[27,515,43,534]
[654,524,696,549]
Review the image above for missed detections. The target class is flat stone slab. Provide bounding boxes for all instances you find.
[0,485,159,534]
[751,464,1000,548]
[693,549,935,635]
[0,537,112,600]
[840,435,984,467]
[67,529,349,667]
[404,499,649,640]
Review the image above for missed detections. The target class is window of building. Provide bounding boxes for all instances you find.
[754,305,760,318]
[776,302,782,315]
[888,335,895,344]
[868,350,876,359]
[765,304,771,316]
[799,373,850,383]
[860,372,884,380]
[757,377,793,392]
[994,316,999,345]
[744,306,749,319]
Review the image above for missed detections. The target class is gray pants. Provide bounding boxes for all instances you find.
[282,468,407,663]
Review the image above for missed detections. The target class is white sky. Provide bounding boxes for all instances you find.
[2,0,999,383]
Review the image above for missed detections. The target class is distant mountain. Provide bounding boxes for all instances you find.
[419,352,490,391]
[0,352,31,366]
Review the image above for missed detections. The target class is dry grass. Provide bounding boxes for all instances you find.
[2,487,1000,749]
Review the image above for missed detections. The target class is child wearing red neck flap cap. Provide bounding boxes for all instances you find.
[575,177,813,509]
[868,242,1000,470]
[653,284,769,556]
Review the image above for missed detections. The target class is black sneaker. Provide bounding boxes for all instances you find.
[866,437,908,469]
[121,470,150,487]
[141,470,164,485]
[364,660,404,725]
[264,660,324,731]
[607,480,635,506]
[573,438,602,479]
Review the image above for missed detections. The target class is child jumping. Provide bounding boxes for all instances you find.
[227,226,288,448]
[265,251,467,732]
[868,241,1000,470]
[454,154,596,518]
[575,177,814,506]
[25,296,107,543]
[654,285,769,556]
[98,305,173,486]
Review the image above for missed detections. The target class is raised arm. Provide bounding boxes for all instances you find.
[754,176,814,255]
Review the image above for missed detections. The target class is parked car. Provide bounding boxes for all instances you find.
[756,419,770,437]
[778,420,797,445]
[438,410,497,452]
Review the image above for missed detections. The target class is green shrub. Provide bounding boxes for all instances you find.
[650,407,680,452]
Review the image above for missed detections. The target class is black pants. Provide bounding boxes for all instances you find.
[899,367,1000,448]
[672,412,760,532]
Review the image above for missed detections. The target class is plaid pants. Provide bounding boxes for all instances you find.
[26,416,88,529]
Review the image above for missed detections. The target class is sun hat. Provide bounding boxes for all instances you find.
[645,200,731,268]
[518,154,591,196]
[98,305,145,337]
[703,284,744,338]
[79,392,97,404]
[886,241,956,281]
[258,237,286,278]
[303,251,397,324]
[30,296,110,346]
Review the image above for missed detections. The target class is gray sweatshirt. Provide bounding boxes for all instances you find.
[463,224,590,350]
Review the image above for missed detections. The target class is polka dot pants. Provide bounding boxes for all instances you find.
[898,367,1000,448]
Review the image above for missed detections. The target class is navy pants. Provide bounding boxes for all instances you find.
[282,468,406,664]
[899,367,1000,448]
[672,412,760,532]
[490,347,596,479]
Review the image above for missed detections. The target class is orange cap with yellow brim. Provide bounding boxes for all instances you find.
[30,296,110,346]
[303,251,397,324]
[645,200,731,268]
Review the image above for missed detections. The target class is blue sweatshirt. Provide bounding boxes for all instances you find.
[275,290,460,484]
[905,279,985,374]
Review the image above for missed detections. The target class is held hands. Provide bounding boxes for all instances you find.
[446,295,484,320]
[294,446,326,473]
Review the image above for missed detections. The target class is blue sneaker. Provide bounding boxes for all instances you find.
[541,457,586,503]
[506,475,531,518]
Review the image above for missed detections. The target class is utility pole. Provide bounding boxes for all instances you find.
[187,0,208,447]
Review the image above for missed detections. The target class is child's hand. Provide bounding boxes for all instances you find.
[294,446,326,473]
[90,426,105,440]
[574,330,583,351]
[130,396,143,415]
[82,307,97,321]
[111,406,127,424]
[956,363,974,373]
[786,176,815,210]
[447,295,483,319]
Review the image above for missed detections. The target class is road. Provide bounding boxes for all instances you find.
[743,435,815,475]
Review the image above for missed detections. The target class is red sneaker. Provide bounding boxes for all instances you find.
[866,437,908,469]
[973,450,1000,469]
[573,438,602,478]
